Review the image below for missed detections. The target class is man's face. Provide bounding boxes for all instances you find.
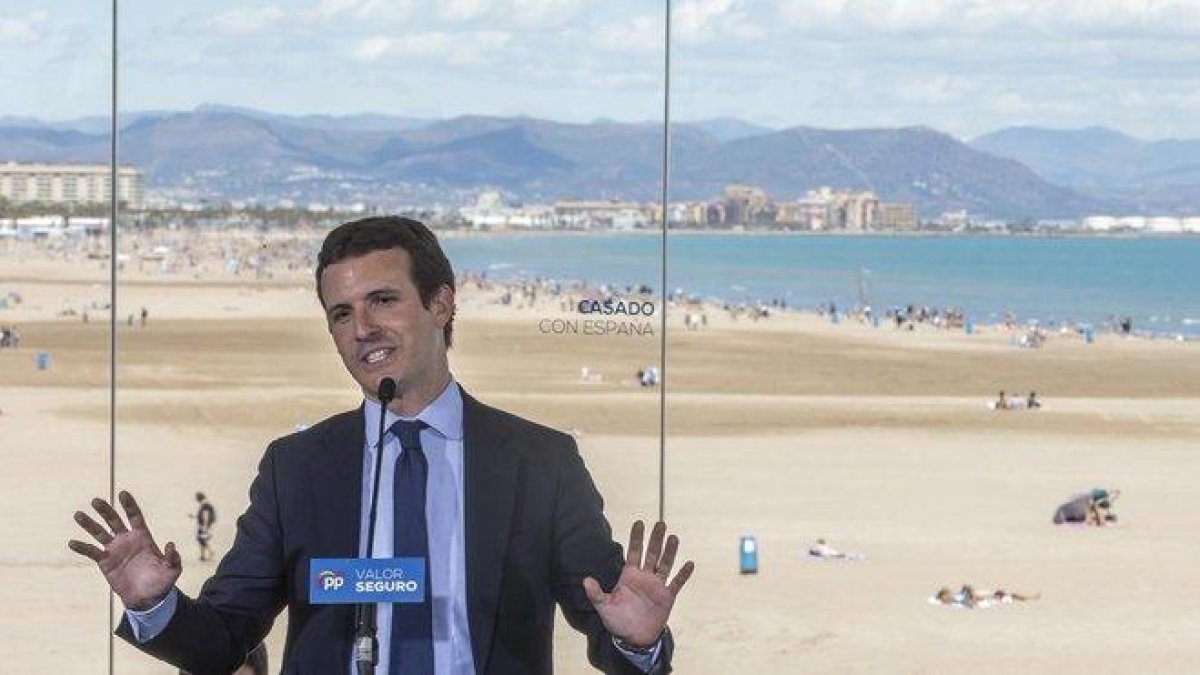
[320,248,454,401]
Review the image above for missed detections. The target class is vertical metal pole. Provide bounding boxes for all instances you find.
[658,0,672,524]
[108,1,119,672]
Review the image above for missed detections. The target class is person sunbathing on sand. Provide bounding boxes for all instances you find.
[932,585,1040,608]
[808,538,865,561]
[988,588,1041,603]
[1053,488,1120,526]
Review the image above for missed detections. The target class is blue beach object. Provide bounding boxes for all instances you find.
[739,535,758,574]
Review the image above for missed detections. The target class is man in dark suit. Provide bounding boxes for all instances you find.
[70,217,693,674]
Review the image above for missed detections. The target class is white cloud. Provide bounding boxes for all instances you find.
[0,10,48,44]
[353,35,396,62]
[595,16,663,54]
[513,0,593,24]
[353,31,513,66]
[676,0,734,35]
[315,0,362,17]
[310,0,415,21]
[206,7,287,36]
[313,0,589,25]
[675,0,763,45]
[772,0,1200,38]
[440,0,493,21]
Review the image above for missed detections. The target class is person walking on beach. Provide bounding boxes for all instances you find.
[69,216,693,675]
[190,492,216,562]
[995,391,1008,410]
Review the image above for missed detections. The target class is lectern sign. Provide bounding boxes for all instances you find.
[309,557,426,604]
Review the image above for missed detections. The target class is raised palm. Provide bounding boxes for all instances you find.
[69,491,182,611]
[584,520,695,648]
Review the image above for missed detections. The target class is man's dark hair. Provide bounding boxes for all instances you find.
[316,216,456,347]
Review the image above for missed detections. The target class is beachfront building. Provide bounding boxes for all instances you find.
[837,190,880,231]
[1118,216,1147,231]
[0,215,109,239]
[1147,217,1184,233]
[644,202,688,228]
[798,190,832,230]
[778,187,881,231]
[775,199,827,230]
[938,210,971,230]
[0,162,143,208]
[1083,216,1118,231]
[878,203,919,230]
[553,199,650,230]
[460,190,554,230]
[1083,215,1200,234]
[646,200,713,227]
[705,203,727,226]
[721,184,773,227]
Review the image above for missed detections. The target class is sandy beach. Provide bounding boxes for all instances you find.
[2,241,1199,674]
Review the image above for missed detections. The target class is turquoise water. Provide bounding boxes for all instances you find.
[442,234,1200,336]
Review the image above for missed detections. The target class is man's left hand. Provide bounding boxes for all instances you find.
[584,520,695,648]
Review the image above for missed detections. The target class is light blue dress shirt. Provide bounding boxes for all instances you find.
[126,379,658,672]
[358,380,473,675]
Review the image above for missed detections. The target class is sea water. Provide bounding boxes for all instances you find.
[442,234,1200,337]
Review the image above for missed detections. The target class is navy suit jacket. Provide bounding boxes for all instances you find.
[117,392,672,674]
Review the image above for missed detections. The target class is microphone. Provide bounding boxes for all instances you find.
[354,377,398,675]
[378,377,397,407]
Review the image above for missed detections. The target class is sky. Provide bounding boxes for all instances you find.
[5,0,1200,140]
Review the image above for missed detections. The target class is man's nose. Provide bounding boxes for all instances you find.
[353,305,380,339]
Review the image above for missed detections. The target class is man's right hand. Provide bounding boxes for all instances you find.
[69,490,182,611]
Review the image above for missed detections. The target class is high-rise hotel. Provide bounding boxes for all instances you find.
[0,162,143,208]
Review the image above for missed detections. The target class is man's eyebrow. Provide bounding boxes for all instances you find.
[364,287,399,300]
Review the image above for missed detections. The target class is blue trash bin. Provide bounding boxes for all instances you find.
[739,535,758,575]
[1084,325,1094,344]
[965,320,974,335]
[35,352,51,370]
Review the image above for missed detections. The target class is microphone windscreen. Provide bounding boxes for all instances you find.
[377,377,397,405]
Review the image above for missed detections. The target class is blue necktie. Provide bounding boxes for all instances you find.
[391,419,434,675]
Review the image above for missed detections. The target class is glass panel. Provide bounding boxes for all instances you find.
[0,0,114,670]
[671,2,1200,672]
[118,2,668,673]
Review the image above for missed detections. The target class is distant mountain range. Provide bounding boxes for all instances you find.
[6,106,1195,217]
[970,127,1200,214]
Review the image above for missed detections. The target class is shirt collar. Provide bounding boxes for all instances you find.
[363,378,464,447]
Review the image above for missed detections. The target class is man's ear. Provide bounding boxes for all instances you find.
[431,284,456,326]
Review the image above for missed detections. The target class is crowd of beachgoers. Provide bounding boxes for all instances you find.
[1,230,1189,346]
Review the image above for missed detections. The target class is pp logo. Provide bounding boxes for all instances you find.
[316,570,344,591]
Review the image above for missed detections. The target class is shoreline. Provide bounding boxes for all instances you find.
[3,244,1197,343]
[5,231,1200,341]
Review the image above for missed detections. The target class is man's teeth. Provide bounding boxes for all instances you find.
[365,349,389,364]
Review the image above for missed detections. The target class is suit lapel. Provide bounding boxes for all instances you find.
[300,408,365,664]
[310,407,365,559]
[462,392,520,673]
